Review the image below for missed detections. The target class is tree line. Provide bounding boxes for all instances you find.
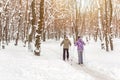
[0,0,120,55]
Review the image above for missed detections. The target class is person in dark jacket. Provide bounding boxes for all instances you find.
[60,36,71,61]
[75,36,85,64]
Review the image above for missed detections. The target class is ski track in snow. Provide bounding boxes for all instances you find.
[68,60,115,80]
[46,45,115,80]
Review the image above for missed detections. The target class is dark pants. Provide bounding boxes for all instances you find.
[63,48,69,60]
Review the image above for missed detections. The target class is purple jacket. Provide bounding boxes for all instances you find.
[75,38,85,51]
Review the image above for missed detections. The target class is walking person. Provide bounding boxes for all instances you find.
[60,36,71,61]
[75,36,85,64]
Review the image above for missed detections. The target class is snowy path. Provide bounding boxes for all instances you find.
[0,42,93,80]
[43,41,115,80]
[47,48,114,80]
[0,41,115,80]
[69,60,115,80]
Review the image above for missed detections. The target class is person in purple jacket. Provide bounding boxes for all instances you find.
[75,36,85,64]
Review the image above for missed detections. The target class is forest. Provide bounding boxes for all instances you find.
[0,0,120,55]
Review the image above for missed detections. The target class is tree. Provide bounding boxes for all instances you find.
[104,0,113,51]
[108,0,113,51]
[0,1,2,48]
[15,0,23,46]
[28,0,36,51]
[34,0,44,56]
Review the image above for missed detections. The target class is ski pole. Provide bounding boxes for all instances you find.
[70,46,75,65]
[60,46,62,59]
[83,49,86,64]
[69,46,73,65]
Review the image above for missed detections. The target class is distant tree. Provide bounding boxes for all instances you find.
[14,0,23,46]
[74,0,78,41]
[108,0,113,51]
[104,0,113,51]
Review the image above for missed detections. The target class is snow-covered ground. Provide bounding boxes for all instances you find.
[0,37,120,80]
[83,38,120,80]
[70,37,120,80]
[0,41,93,80]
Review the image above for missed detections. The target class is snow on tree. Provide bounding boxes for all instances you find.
[34,0,44,56]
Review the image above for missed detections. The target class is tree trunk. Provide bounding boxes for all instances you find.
[104,0,109,51]
[75,0,78,41]
[34,0,44,56]
[28,0,36,51]
[0,13,2,47]
[108,0,113,51]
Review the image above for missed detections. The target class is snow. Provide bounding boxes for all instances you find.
[0,37,120,80]
[0,41,93,80]
[83,38,120,80]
